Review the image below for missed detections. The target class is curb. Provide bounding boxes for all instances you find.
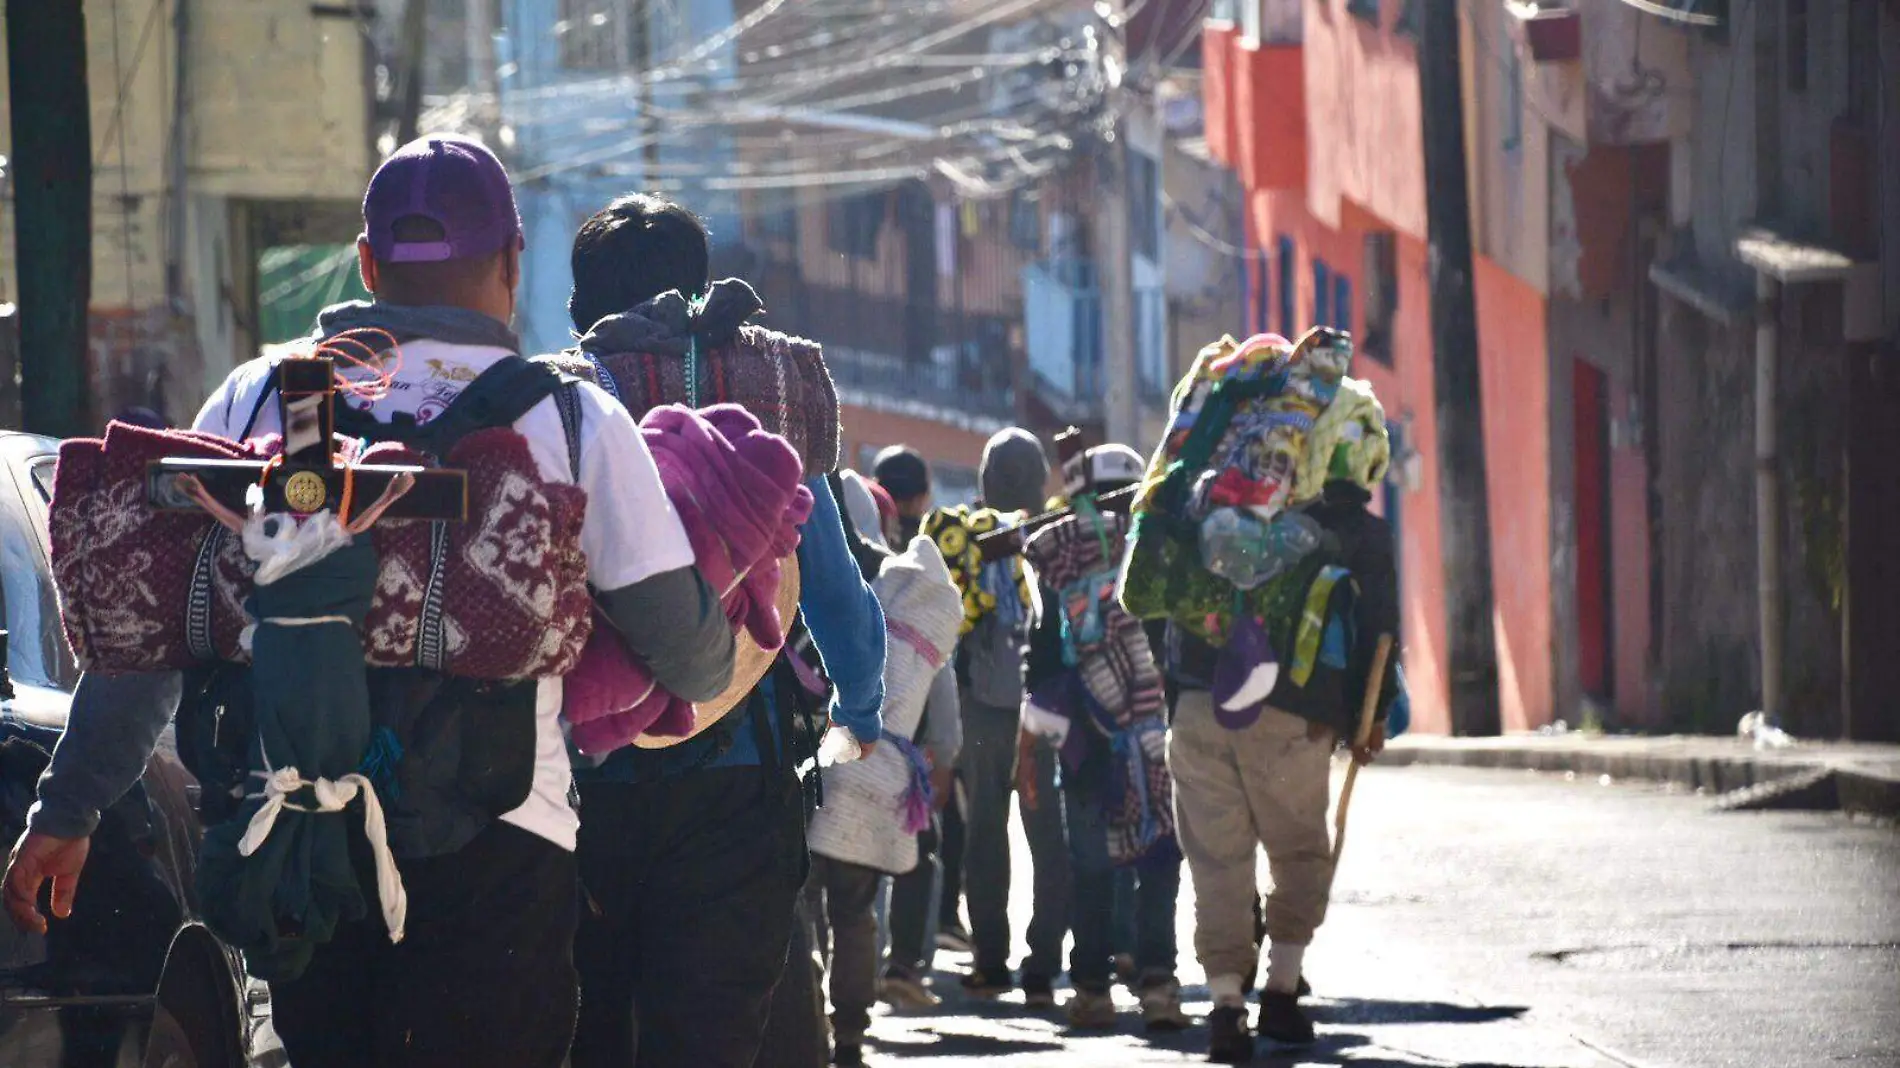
[1378,738,1900,821]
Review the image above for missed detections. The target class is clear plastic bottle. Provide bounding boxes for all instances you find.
[816,724,864,767]
[1199,508,1322,590]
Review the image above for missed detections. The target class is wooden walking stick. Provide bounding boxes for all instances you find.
[1332,634,1394,866]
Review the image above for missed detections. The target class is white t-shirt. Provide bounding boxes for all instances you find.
[193,338,695,851]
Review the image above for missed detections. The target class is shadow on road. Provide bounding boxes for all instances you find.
[1308,998,1529,1026]
[1254,1031,1579,1067]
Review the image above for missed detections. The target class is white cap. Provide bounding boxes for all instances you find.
[1063,443,1146,495]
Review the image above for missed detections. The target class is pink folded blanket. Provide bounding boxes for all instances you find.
[562,404,813,754]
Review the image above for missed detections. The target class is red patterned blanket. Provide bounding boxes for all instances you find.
[50,421,592,679]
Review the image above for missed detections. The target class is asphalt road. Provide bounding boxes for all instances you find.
[866,764,1900,1068]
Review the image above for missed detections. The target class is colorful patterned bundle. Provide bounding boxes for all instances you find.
[50,421,593,679]
[921,504,1035,636]
[1119,326,1389,650]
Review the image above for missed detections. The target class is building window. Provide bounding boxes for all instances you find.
[1346,0,1380,25]
[1277,235,1295,336]
[1312,259,1332,331]
[558,0,626,71]
[1127,149,1162,262]
[1238,0,1262,44]
[1333,275,1352,332]
[828,192,885,258]
[754,186,798,244]
[1254,247,1271,335]
[1786,0,1808,92]
[1395,0,1422,38]
[1361,231,1397,365]
[1009,191,1041,252]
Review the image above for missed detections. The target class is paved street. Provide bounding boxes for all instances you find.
[866,765,1900,1067]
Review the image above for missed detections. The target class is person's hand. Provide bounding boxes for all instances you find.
[837,722,878,761]
[5,832,91,935]
[1015,730,1040,811]
[1351,721,1386,766]
[929,765,955,811]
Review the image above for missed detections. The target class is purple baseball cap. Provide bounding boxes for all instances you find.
[362,135,523,263]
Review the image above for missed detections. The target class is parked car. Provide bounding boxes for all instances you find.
[0,430,272,1068]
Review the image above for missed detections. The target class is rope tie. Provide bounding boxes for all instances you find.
[884,619,945,669]
[238,763,407,944]
[882,731,934,835]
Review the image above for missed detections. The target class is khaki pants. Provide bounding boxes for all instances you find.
[1168,691,1334,983]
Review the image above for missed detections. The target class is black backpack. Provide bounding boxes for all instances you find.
[177,354,583,859]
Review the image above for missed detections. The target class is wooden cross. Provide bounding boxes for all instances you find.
[975,427,1136,562]
[145,357,468,522]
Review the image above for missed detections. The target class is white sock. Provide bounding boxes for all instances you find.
[1208,973,1248,1008]
[1264,942,1307,995]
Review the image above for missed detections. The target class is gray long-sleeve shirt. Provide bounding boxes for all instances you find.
[918,664,962,771]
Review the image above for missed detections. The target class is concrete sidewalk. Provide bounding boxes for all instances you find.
[1381,732,1900,819]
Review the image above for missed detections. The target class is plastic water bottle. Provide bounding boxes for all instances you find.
[817,724,864,767]
[1199,509,1322,590]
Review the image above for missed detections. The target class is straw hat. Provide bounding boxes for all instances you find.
[631,554,801,749]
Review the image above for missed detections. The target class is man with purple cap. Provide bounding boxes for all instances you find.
[6,136,737,1068]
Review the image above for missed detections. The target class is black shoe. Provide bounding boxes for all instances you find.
[1206,1004,1254,1064]
[1258,975,1314,1001]
[936,923,973,954]
[1256,991,1316,1047]
[1021,973,1056,1009]
[960,967,1013,999]
[832,1041,864,1067]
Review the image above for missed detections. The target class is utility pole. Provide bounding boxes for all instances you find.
[6,0,94,438]
[1097,2,1139,449]
[1417,0,1500,735]
[396,0,430,144]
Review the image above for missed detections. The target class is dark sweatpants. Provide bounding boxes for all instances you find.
[270,821,580,1068]
[803,854,884,1045]
[571,766,808,1068]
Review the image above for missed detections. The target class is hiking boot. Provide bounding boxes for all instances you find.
[1066,988,1119,1030]
[879,966,940,1010]
[960,967,1013,999]
[832,1041,865,1067]
[1256,991,1316,1047]
[1206,1004,1254,1064]
[1139,978,1192,1032]
[1021,973,1057,1009]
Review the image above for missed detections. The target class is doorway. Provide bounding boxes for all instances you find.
[1573,357,1613,700]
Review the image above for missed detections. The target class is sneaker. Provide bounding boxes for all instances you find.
[832,1041,864,1067]
[936,923,973,954]
[1066,988,1119,1030]
[879,966,940,1010]
[1256,991,1316,1047]
[960,968,1013,999]
[1138,978,1192,1032]
[1021,973,1056,1009]
[1206,1003,1254,1064]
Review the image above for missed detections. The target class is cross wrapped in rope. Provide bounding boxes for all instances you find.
[167,351,468,983]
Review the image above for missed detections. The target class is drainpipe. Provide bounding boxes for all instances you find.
[1754,272,1782,727]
